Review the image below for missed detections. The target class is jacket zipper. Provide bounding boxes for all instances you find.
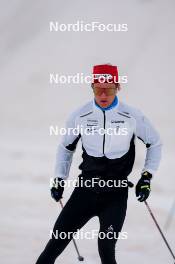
[102,111,106,155]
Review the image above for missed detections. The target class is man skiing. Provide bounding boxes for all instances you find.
[36,64,162,264]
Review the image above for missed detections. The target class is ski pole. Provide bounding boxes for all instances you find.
[144,200,175,263]
[164,199,175,230]
[59,200,84,261]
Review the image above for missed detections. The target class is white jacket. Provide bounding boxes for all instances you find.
[55,99,162,180]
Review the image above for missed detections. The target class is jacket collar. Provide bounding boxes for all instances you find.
[93,96,120,114]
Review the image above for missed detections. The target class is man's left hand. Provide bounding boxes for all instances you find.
[135,171,152,202]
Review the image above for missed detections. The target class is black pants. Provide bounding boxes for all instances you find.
[36,186,128,264]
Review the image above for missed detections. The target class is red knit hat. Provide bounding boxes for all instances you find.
[92,64,118,83]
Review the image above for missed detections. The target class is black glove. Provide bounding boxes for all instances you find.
[135,171,152,202]
[50,177,65,202]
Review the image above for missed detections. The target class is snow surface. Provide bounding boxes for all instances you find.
[0,0,175,263]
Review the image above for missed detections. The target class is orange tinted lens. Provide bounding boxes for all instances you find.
[93,88,116,96]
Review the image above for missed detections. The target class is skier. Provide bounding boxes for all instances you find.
[36,64,162,264]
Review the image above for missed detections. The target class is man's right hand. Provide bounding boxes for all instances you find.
[50,177,64,202]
